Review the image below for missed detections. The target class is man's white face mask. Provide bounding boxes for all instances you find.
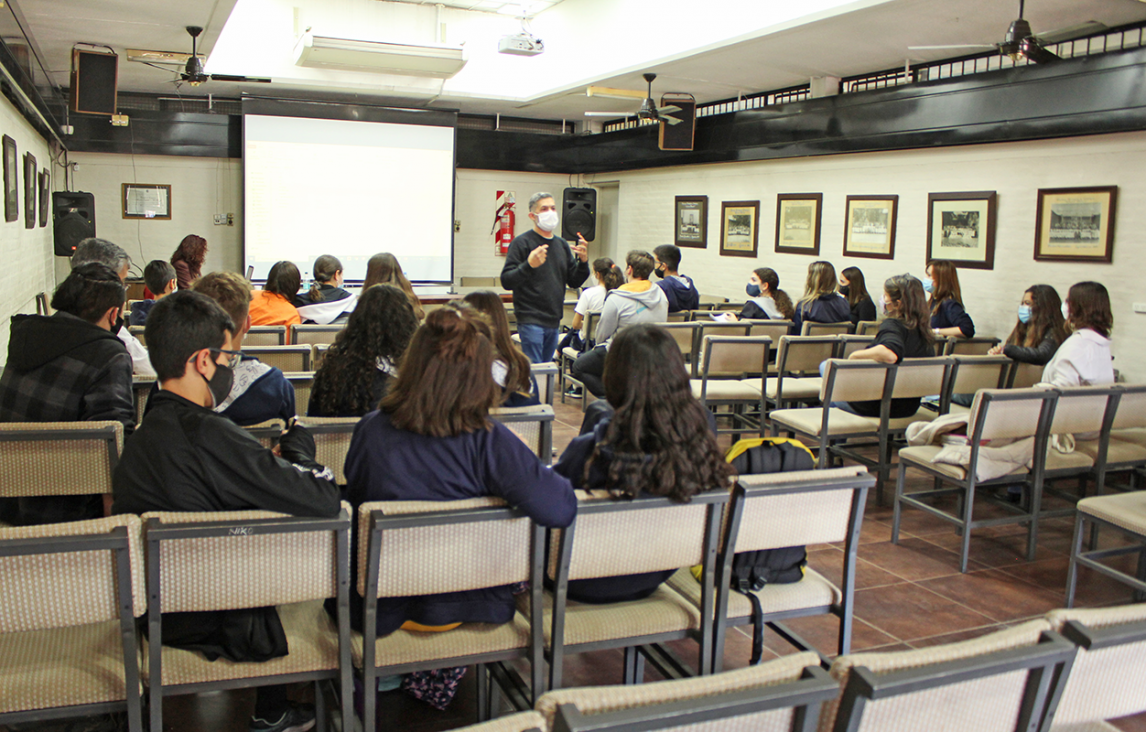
[535,210,558,232]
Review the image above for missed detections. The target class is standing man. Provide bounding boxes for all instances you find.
[500,191,590,363]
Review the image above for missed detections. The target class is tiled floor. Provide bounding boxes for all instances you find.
[6,396,1145,732]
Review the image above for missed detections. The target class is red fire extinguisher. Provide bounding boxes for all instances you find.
[493,190,515,256]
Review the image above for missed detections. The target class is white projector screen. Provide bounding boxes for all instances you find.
[243,113,455,283]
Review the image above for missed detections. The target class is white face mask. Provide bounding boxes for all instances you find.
[1061,302,1070,321]
[880,294,890,315]
[535,210,558,232]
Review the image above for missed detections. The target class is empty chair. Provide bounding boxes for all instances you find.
[1065,488,1146,607]
[241,345,311,372]
[132,375,158,424]
[690,335,771,436]
[801,320,851,336]
[532,361,558,406]
[0,516,145,731]
[942,355,1013,415]
[283,372,314,416]
[1009,361,1044,389]
[289,324,343,347]
[659,322,701,373]
[244,325,286,346]
[692,321,752,377]
[491,404,555,464]
[763,335,837,411]
[855,320,881,336]
[837,334,874,358]
[1085,384,1146,495]
[944,336,1002,356]
[698,294,728,307]
[743,319,792,344]
[299,416,361,484]
[664,311,689,323]
[559,311,601,409]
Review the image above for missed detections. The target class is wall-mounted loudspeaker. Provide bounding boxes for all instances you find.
[561,187,596,242]
[70,49,118,116]
[53,191,96,257]
[659,93,697,152]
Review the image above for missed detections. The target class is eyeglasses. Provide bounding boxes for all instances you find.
[186,348,242,370]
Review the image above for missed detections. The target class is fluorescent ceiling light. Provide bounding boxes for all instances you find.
[293,33,468,78]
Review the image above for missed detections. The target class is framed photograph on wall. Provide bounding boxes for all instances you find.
[1034,186,1117,263]
[719,200,760,258]
[2,136,16,223]
[843,195,898,259]
[926,191,997,269]
[674,195,707,248]
[775,193,822,255]
[122,183,172,220]
[38,170,49,227]
[23,153,35,229]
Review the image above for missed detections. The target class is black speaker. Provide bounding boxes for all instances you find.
[562,187,596,242]
[70,49,118,116]
[659,93,696,151]
[53,191,95,257]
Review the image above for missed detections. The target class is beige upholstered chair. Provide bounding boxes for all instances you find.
[660,322,702,376]
[131,376,157,424]
[836,335,874,358]
[711,300,744,311]
[532,489,729,690]
[560,300,578,330]
[943,336,1001,356]
[492,405,555,464]
[1044,604,1146,730]
[299,416,361,484]
[855,320,881,336]
[1079,384,1146,496]
[697,294,727,307]
[0,516,146,731]
[452,710,545,732]
[822,620,1075,732]
[242,345,312,372]
[128,325,146,345]
[801,321,851,337]
[1009,361,1045,389]
[283,371,314,416]
[941,355,1013,415]
[665,311,690,322]
[0,421,124,522]
[355,498,546,729]
[690,335,772,436]
[540,651,833,732]
[1039,387,1119,522]
[1065,490,1146,607]
[558,311,601,410]
[142,504,352,732]
[743,319,792,344]
[289,324,344,346]
[241,419,286,450]
[667,466,874,670]
[532,361,558,406]
[893,387,1057,573]
[244,325,287,346]
[763,335,837,412]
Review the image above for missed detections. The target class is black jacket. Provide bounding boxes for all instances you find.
[1004,331,1063,366]
[500,229,589,329]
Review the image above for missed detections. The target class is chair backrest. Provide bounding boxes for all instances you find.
[1009,361,1044,389]
[0,515,145,633]
[944,336,1002,356]
[1111,384,1146,430]
[665,310,689,322]
[698,294,729,306]
[313,343,331,369]
[283,372,314,416]
[539,652,830,732]
[801,321,851,337]
[460,276,500,287]
[453,711,545,732]
[713,301,745,311]
[659,322,700,363]
[743,319,793,343]
[1049,385,1116,437]
[491,405,554,463]
[698,336,771,379]
[532,361,557,406]
[244,325,286,346]
[967,388,1057,443]
[820,360,891,404]
[775,336,838,376]
[35,291,51,316]
[0,421,123,499]
[128,325,146,345]
[827,621,1075,732]
[243,418,285,449]
[133,375,157,424]
[1045,604,1146,727]
[561,300,578,330]
[837,335,874,359]
[299,416,361,483]
[584,311,603,343]
[889,357,951,401]
[948,355,1013,397]
[289,324,343,346]
[856,320,881,336]
[242,345,311,372]
[126,299,143,315]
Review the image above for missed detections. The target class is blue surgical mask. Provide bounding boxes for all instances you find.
[1017,305,1032,324]
[922,276,934,294]
[746,283,761,298]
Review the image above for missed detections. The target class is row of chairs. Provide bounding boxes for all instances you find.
[127,324,346,347]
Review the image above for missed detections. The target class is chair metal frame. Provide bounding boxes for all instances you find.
[0,525,143,731]
[1065,492,1146,608]
[692,335,772,437]
[764,335,837,412]
[1046,617,1146,729]
[559,311,602,409]
[143,510,352,732]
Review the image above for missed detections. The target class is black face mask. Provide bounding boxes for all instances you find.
[202,363,234,408]
[654,266,666,279]
[112,315,125,335]
[839,285,850,297]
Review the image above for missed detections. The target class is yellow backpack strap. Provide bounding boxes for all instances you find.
[725,436,815,463]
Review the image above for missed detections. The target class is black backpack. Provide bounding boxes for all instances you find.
[725,437,816,664]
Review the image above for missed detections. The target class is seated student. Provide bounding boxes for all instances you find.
[249,261,302,331]
[308,284,418,417]
[112,290,340,732]
[653,244,700,313]
[192,272,295,426]
[791,261,850,335]
[363,252,425,320]
[71,237,155,377]
[1041,281,1114,388]
[738,267,795,321]
[170,234,208,290]
[988,284,1068,366]
[555,324,733,603]
[571,250,669,398]
[129,260,177,327]
[295,254,356,324]
[925,259,975,338]
[341,306,575,707]
[463,292,539,407]
[0,263,134,526]
[839,266,878,326]
[840,274,936,418]
[565,257,623,351]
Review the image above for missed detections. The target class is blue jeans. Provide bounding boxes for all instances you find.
[517,323,559,363]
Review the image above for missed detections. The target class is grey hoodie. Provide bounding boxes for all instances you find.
[595,282,669,348]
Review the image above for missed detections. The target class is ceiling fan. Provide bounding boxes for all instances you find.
[129,26,270,86]
[584,73,682,125]
[908,0,1106,64]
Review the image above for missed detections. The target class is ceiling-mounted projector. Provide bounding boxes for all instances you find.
[498,33,544,56]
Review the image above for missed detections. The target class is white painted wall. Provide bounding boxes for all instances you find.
[585,131,1146,382]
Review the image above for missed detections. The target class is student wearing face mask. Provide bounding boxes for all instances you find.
[1040,281,1115,389]
[987,285,1068,366]
[738,267,795,320]
[839,266,878,326]
[923,259,975,338]
[500,191,591,363]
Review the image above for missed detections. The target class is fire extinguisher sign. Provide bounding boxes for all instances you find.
[493,190,515,257]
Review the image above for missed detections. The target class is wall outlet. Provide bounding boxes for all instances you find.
[454,219,461,232]
[213,214,227,225]
[1134,303,1146,314]
[227,213,234,227]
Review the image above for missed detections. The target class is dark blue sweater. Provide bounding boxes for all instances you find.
[656,274,700,313]
[791,294,851,335]
[930,298,975,338]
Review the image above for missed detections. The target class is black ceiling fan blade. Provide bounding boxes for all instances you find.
[210,74,272,83]
[1033,21,1106,45]
[1021,39,1060,64]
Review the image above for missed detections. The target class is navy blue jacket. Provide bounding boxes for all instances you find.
[791,294,851,335]
[656,274,700,313]
[931,298,975,338]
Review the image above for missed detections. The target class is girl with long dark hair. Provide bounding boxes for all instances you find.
[925,259,975,338]
[170,234,208,290]
[363,252,425,320]
[1041,281,1114,388]
[839,266,877,326]
[739,267,794,321]
[462,291,538,406]
[988,284,1068,366]
[249,261,302,330]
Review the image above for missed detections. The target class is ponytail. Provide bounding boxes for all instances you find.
[309,254,343,303]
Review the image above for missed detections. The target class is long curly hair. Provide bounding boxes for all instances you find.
[309,284,418,416]
[463,291,532,399]
[363,252,425,320]
[587,324,735,503]
[1006,284,1067,349]
[171,235,207,281]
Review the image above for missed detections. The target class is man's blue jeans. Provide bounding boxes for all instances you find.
[517,323,559,363]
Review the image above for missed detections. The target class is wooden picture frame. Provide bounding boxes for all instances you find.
[1034,186,1117,263]
[122,183,172,220]
[23,153,35,229]
[775,193,822,255]
[843,195,898,259]
[926,191,997,270]
[719,200,760,258]
[674,195,707,248]
[2,135,16,223]
[38,170,49,227]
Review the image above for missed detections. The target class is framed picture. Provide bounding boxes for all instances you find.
[926,191,997,270]
[2,136,16,223]
[719,200,760,258]
[775,193,822,255]
[122,183,172,220]
[23,153,35,229]
[674,195,707,248]
[1034,186,1117,263]
[38,170,49,227]
[843,195,898,259]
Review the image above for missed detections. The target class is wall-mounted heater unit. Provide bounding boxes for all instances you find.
[293,32,467,78]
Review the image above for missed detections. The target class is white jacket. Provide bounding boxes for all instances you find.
[1041,329,1114,388]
